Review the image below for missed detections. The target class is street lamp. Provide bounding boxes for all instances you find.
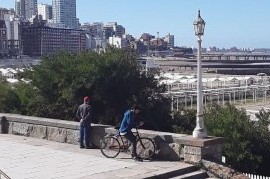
[193,10,207,138]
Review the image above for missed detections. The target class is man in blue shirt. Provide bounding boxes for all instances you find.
[119,105,144,161]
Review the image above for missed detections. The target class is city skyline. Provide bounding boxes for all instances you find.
[1,0,270,49]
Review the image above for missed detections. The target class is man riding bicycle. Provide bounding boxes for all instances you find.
[119,105,144,161]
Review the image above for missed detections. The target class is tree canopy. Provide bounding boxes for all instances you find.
[15,48,172,131]
[0,79,21,113]
[172,103,270,175]
[205,103,270,175]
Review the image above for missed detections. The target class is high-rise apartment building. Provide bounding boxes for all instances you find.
[0,8,20,56]
[38,4,52,20]
[164,33,174,48]
[0,20,8,56]
[52,0,78,29]
[15,0,23,17]
[15,0,37,20]
[0,8,16,20]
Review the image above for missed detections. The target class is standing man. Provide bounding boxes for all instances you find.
[76,96,92,149]
[119,105,144,161]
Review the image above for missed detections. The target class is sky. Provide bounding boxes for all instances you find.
[1,0,270,49]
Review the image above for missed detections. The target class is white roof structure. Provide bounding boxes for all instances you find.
[0,68,18,76]
[0,68,26,83]
[6,78,19,84]
[158,72,269,88]
[159,79,180,85]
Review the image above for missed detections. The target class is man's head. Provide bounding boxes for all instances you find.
[83,96,90,103]
[133,104,142,114]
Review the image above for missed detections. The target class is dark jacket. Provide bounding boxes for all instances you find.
[76,103,92,123]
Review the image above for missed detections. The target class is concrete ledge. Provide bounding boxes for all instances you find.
[201,159,249,179]
[0,113,223,164]
[176,136,223,147]
[0,113,110,147]
[105,127,223,162]
[0,113,80,130]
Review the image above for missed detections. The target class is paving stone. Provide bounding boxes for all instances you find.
[0,134,197,179]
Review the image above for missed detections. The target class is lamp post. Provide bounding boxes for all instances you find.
[193,10,207,138]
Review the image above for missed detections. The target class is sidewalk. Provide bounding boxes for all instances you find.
[0,134,194,179]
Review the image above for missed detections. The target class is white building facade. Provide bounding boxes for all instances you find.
[164,33,174,48]
[108,36,127,48]
[38,4,52,20]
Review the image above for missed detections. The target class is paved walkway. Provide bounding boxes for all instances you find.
[0,134,193,179]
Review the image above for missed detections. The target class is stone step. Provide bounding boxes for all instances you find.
[143,165,199,179]
[170,170,209,179]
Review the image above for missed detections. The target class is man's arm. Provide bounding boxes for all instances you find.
[133,120,144,128]
[75,106,81,120]
[82,105,92,121]
[121,111,132,128]
[139,121,144,127]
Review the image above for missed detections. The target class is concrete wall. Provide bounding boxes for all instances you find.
[0,113,223,163]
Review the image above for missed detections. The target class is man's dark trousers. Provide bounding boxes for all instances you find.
[124,131,137,157]
[80,121,91,147]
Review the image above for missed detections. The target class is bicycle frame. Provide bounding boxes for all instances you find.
[134,128,148,150]
[100,127,156,159]
[115,133,133,151]
[116,128,145,150]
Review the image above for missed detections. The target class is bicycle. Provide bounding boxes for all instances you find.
[100,128,156,160]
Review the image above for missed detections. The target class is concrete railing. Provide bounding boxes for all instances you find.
[0,113,223,164]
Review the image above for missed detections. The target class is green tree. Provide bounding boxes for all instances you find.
[205,103,262,173]
[253,109,270,175]
[19,51,102,119]
[171,109,196,134]
[163,104,270,175]
[18,48,172,131]
[0,80,21,113]
[14,82,44,116]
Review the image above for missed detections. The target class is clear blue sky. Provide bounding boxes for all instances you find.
[1,0,270,49]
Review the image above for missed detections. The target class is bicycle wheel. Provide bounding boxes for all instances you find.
[100,136,120,158]
[136,137,156,160]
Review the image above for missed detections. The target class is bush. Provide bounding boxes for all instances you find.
[205,103,264,174]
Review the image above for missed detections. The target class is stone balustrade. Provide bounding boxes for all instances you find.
[0,113,223,164]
